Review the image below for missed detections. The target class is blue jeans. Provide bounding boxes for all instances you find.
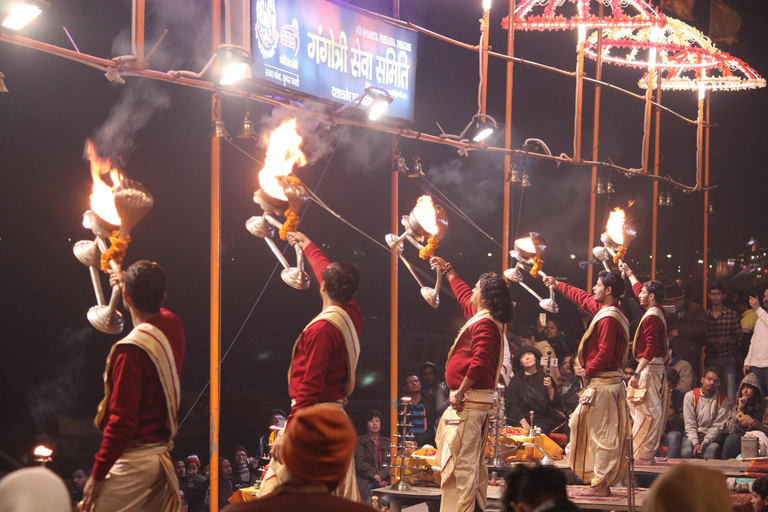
[681,436,721,459]
[662,431,684,458]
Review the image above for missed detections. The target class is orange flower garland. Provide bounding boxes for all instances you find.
[419,236,440,260]
[529,256,544,278]
[614,246,627,263]
[100,231,131,272]
[279,210,300,241]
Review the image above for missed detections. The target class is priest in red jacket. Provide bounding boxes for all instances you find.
[81,261,185,512]
[258,231,361,501]
[429,256,512,512]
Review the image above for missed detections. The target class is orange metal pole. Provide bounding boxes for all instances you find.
[390,0,400,445]
[703,90,711,305]
[480,6,490,115]
[209,1,221,511]
[574,36,585,162]
[651,73,661,279]
[502,0,515,275]
[135,0,145,62]
[586,7,601,289]
[642,66,654,174]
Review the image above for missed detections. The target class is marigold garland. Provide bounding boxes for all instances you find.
[529,256,544,278]
[614,246,627,263]
[279,210,300,241]
[419,236,439,260]
[101,231,131,272]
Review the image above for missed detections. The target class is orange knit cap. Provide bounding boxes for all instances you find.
[281,405,355,485]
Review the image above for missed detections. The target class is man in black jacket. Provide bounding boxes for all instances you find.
[354,410,391,504]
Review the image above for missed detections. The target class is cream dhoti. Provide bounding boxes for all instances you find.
[435,389,493,512]
[628,358,669,460]
[93,443,179,512]
[567,372,630,487]
[257,401,359,502]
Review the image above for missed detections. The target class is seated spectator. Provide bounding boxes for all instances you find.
[555,354,573,393]
[203,457,234,510]
[231,445,256,488]
[752,475,768,512]
[502,463,580,512]
[723,373,767,459]
[543,319,568,360]
[666,348,695,393]
[623,359,639,386]
[0,467,71,512]
[682,367,730,459]
[644,463,731,512]
[175,459,187,480]
[517,326,561,385]
[420,362,450,419]
[354,409,391,504]
[505,347,559,435]
[257,410,286,472]
[222,406,374,512]
[401,373,436,446]
[69,463,90,506]
[564,308,591,353]
[182,454,207,512]
[661,368,686,458]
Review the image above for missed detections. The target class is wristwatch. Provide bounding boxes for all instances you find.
[633,372,640,378]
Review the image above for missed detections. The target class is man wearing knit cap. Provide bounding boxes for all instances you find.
[223,406,374,512]
[620,263,669,465]
[429,256,513,512]
[663,279,707,380]
[543,271,630,497]
[258,231,361,501]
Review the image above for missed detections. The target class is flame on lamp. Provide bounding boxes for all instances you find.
[85,140,123,226]
[515,237,537,254]
[413,196,440,235]
[34,445,53,458]
[258,119,306,201]
[606,208,626,245]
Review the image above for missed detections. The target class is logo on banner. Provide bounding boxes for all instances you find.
[255,0,279,59]
[280,19,300,57]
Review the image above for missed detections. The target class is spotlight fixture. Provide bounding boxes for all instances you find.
[168,44,252,86]
[208,93,229,139]
[407,156,425,178]
[335,86,393,121]
[459,114,497,143]
[0,71,8,93]
[236,104,258,139]
[1,0,49,31]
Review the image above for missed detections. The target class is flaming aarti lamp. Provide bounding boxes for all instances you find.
[33,445,53,467]
[75,178,154,334]
[592,208,636,272]
[246,174,311,290]
[385,196,448,308]
[504,233,559,313]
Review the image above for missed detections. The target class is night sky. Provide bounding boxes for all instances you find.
[1,0,766,470]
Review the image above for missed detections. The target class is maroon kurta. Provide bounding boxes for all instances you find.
[557,283,625,378]
[445,275,500,390]
[286,243,362,425]
[93,309,185,481]
[631,282,666,360]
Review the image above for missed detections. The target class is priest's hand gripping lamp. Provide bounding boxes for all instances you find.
[592,208,636,272]
[504,232,559,313]
[74,141,153,334]
[385,196,448,308]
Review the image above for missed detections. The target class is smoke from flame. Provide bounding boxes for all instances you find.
[413,196,440,235]
[258,119,306,201]
[85,140,123,226]
[606,207,626,245]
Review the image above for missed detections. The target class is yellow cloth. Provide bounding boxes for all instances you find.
[485,434,563,462]
[256,403,359,502]
[92,443,181,512]
[566,372,630,488]
[435,389,493,512]
[92,323,181,512]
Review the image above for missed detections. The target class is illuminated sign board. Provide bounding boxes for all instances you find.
[251,0,418,122]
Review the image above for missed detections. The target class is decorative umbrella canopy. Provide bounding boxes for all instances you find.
[502,0,664,32]
[637,52,766,92]
[583,17,723,69]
